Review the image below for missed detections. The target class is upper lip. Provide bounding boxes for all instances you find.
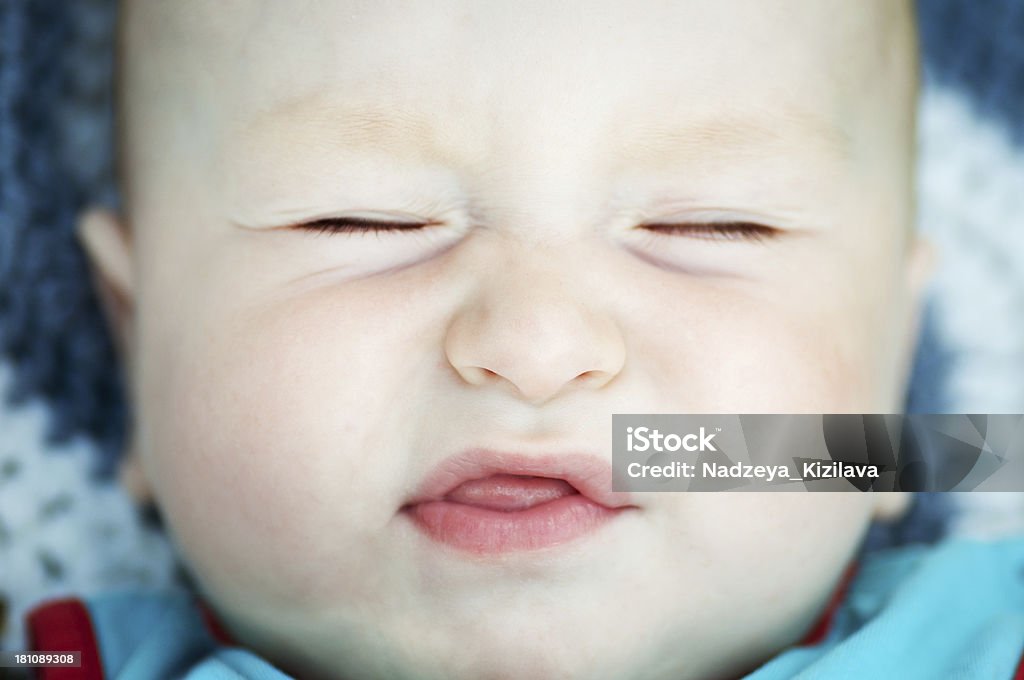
[403,448,636,509]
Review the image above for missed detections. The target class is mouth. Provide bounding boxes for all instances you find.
[401,450,636,555]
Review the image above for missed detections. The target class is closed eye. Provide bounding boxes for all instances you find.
[291,216,777,242]
[294,216,439,236]
[639,221,779,242]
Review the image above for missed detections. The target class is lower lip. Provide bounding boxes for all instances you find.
[405,495,623,554]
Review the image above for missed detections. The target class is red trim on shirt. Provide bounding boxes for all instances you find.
[196,598,238,647]
[1012,650,1024,680]
[25,598,104,680]
[797,561,860,647]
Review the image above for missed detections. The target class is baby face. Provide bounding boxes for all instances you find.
[88,1,926,678]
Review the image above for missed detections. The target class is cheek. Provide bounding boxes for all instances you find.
[135,280,433,608]
[647,493,875,654]
[701,494,875,614]
[680,494,873,571]
[629,272,892,412]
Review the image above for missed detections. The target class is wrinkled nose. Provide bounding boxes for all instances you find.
[444,250,625,405]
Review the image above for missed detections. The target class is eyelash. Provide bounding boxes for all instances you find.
[298,217,437,236]
[294,217,778,242]
[638,221,777,242]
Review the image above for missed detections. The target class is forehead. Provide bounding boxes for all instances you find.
[122,0,893,160]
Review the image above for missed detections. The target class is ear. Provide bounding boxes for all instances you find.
[871,492,912,522]
[873,238,933,522]
[76,207,153,504]
[77,207,134,358]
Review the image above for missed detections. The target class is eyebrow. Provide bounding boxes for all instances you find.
[234,96,477,166]
[613,108,854,168]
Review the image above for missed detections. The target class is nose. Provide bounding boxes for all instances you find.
[444,249,626,405]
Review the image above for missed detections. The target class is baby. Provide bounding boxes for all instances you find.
[23,0,1024,678]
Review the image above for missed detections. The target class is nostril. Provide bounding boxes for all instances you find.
[461,366,499,386]
[574,368,613,388]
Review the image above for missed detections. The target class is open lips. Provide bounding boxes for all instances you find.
[402,451,636,554]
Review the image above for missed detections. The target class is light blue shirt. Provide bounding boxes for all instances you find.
[751,536,1024,679]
